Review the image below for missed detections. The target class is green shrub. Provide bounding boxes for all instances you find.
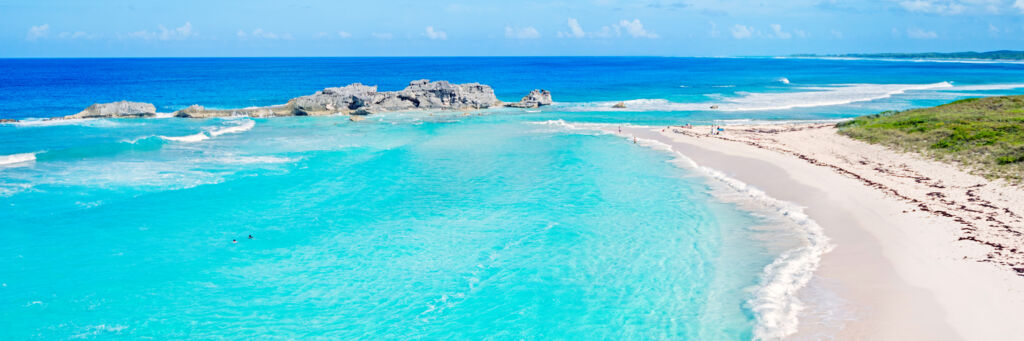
[838,95,1024,183]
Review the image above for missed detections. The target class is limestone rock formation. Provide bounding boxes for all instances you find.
[66,101,156,119]
[505,89,553,108]
[68,80,548,119]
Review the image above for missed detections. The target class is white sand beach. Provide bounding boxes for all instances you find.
[618,123,1024,340]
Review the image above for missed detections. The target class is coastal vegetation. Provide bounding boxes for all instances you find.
[795,50,1024,60]
[838,95,1024,182]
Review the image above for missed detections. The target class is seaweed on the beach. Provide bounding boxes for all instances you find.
[838,95,1024,183]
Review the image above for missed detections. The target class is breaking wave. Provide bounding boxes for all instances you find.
[0,153,37,166]
[160,119,255,143]
[560,82,954,112]
[945,83,1024,91]
[160,132,210,142]
[208,119,255,137]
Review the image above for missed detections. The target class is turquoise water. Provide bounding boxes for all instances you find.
[2,114,783,339]
[3,57,1024,339]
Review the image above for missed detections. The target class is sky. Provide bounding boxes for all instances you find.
[1,0,1023,57]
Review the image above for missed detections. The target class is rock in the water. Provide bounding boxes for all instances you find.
[66,101,156,119]
[174,104,206,118]
[0,118,18,123]
[505,89,553,108]
[612,102,627,109]
[284,80,500,116]
[174,104,291,118]
[66,80,546,119]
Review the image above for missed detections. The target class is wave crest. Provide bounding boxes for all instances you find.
[560,82,954,112]
[159,119,256,143]
[0,153,37,166]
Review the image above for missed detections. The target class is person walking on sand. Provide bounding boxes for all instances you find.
[633,136,638,144]
[618,126,622,134]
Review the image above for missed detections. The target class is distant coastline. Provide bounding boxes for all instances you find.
[792,50,1024,61]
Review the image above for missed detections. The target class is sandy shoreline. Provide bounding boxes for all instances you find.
[612,123,1024,339]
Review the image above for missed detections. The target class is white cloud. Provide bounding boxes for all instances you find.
[592,25,621,38]
[907,27,938,39]
[830,29,845,39]
[58,31,94,40]
[372,32,394,40]
[899,0,965,14]
[1015,0,1024,12]
[238,28,292,40]
[123,22,196,41]
[424,26,447,40]
[161,22,194,40]
[617,19,658,38]
[709,21,720,38]
[731,24,754,39]
[558,18,656,39]
[770,24,792,39]
[311,31,351,39]
[989,24,1000,34]
[26,24,50,41]
[505,26,540,39]
[563,18,586,38]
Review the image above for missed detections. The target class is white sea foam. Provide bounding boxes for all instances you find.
[0,183,33,197]
[208,119,255,137]
[782,56,1024,65]
[560,82,954,112]
[160,132,210,142]
[215,155,298,164]
[11,118,122,128]
[0,153,37,166]
[946,83,1024,91]
[159,119,255,143]
[779,77,791,84]
[533,119,834,340]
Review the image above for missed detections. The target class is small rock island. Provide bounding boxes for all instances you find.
[63,80,552,120]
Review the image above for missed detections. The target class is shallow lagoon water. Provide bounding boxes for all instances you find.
[3,57,1024,339]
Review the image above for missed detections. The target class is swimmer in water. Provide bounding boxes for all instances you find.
[232,239,237,244]
[248,234,253,239]
[633,136,637,144]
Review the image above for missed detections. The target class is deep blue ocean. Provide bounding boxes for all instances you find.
[2,57,1024,339]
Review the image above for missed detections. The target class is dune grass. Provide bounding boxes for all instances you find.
[837,95,1024,183]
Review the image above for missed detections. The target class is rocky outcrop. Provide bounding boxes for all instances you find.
[286,80,500,116]
[173,104,292,118]
[70,80,549,119]
[505,89,553,108]
[0,118,18,123]
[65,101,156,119]
[176,80,505,118]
